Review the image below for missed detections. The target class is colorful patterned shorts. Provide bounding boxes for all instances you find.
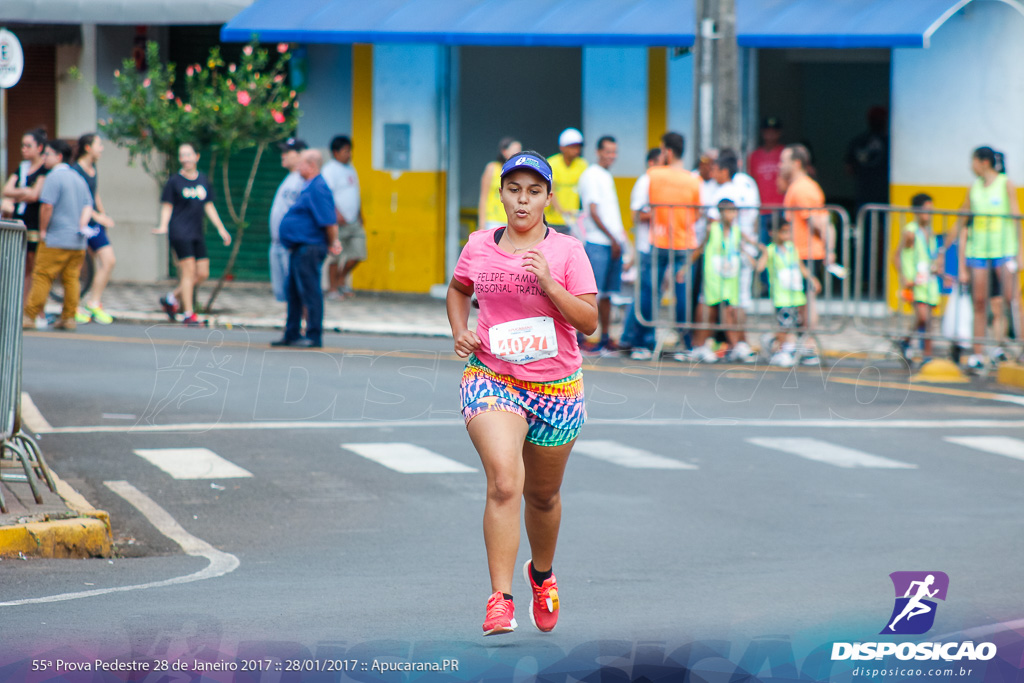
[460,356,585,447]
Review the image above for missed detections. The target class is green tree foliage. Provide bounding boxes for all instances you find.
[96,38,301,309]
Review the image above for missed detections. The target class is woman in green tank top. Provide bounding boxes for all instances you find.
[954,146,1023,369]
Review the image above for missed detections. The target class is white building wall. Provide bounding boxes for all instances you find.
[892,0,1024,193]
[65,25,168,282]
[666,50,695,168]
[371,44,443,172]
[297,44,353,151]
[581,47,647,178]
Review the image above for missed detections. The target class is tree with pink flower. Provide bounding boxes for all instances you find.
[96,38,300,309]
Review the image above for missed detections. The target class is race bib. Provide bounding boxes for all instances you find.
[778,267,803,291]
[716,255,739,278]
[489,316,558,365]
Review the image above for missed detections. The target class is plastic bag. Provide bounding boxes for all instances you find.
[941,284,973,346]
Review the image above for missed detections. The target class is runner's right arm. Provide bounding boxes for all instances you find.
[447,277,481,358]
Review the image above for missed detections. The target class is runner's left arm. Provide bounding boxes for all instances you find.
[204,201,232,246]
[521,249,597,335]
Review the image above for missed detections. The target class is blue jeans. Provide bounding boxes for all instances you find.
[635,249,692,351]
[269,241,289,302]
[584,241,623,297]
[285,243,327,344]
[621,250,650,348]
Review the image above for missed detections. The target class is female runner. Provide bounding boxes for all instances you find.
[447,151,598,635]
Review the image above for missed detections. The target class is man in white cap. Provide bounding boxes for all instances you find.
[545,127,588,235]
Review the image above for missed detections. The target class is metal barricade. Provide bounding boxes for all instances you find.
[853,204,1024,363]
[0,219,56,513]
[632,203,852,358]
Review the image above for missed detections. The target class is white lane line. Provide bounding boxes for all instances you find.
[342,443,476,473]
[0,481,239,607]
[944,436,1024,462]
[31,418,1024,435]
[747,437,918,469]
[19,392,53,432]
[573,440,697,470]
[133,448,253,480]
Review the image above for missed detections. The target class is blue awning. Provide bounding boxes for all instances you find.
[221,0,695,46]
[736,0,973,48]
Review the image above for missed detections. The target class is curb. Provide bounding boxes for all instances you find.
[996,362,1024,391]
[0,469,112,560]
[102,310,454,338]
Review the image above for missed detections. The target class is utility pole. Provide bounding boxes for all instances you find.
[714,0,740,154]
[694,0,740,157]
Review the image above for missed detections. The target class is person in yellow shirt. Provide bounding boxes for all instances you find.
[478,137,521,232]
[545,128,588,235]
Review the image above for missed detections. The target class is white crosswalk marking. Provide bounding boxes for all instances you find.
[746,438,918,469]
[572,440,697,470]
[944,436,1024,462]
[133,448,254,479]
[342,443,477,473]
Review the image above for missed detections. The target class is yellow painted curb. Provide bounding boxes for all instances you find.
[911,358,969,384]
[0,516,112,559]
[996,362,1024,390]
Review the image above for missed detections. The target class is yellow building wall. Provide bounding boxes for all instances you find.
[350,44,446,293]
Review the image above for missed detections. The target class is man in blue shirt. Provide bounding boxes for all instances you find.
[273,149,342,348]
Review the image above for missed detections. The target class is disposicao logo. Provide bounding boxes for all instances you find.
[881,571,949,635]
[831,572,997,663]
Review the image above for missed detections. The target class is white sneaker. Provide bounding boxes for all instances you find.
[728,341,756,363]
[691,344,718,364]
[630,347,653,361]
[967,354,986,371]
[770,351,795,367]
[800,352,821,366]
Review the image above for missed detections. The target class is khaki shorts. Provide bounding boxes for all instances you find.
[327,219,367,265]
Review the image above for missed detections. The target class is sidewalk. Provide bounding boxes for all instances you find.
[63,280,455,337]
[0,453,111,559]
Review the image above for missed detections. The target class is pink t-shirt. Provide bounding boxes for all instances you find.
[748,146,785,208]
[453,227,598,382]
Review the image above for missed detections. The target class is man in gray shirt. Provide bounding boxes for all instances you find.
[23,139,93,330]
[269,138,307,302]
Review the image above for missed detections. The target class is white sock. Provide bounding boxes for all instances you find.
[166,292,178,305]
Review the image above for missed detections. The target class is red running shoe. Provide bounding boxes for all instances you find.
[182,313,203,327]
[523,560,559,632]
[482,591,517,636]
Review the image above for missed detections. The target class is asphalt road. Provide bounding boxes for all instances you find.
[3,324,1023,682]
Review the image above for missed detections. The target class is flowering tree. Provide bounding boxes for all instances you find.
[96,39,300,310]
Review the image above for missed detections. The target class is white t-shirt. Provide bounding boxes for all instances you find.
[629,173,651,254]
[709,172,761,256]
[321,159,361,225]
[269,171,305,243]
[577,164,626,247]
[695,175,719,243]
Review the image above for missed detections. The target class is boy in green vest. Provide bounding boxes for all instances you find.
[893,193,946,361]
[684,198,763,363]
[756,221,821,367]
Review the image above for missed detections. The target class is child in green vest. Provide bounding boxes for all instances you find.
[756,220,821,367]
[893,193,946,361]
[685,198,763,363]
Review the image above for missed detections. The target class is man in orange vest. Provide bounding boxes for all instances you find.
[628,131,702,360]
